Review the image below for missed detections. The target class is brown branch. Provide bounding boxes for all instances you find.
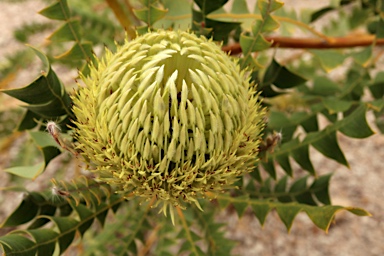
[106,0,136,40]
[222,35,384,54]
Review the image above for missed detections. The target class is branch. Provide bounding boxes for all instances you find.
[222,35,384,54]
[106,0,136,40]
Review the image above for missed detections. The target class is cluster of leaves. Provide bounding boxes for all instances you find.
[0,0,383,255]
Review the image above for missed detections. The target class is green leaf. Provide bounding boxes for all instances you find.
[258,0,284,15]
[17,229,58,256]
[69,202,95,236]
[48,19,81,42]
[338,105,375,138]
[250,203,271,226]
[261,160,276,179]
[0,194,39,227]
[370,72,384,99]
[154,0,191,30]
[262,59,307,90]
[55,41,93,61]
[39,0,70,21]
[306,130,348,167]
[376,18,384,38]
[275,204,302,232]
[232,195,249,216]
[0,234,37,256]
[193,10,241,44]
[310,50,346,72]
[289,176,317,205]
[4,131,61,179]
[311,76,341,96]
[134,2,168,26]
[4,162,45,179]
[240,33,271,54]
[274,176,291,202]
[304,205,340,232]
[216,194,371,232]
[310,174,332,205]
[276,153,292,176]
[17,110,42,131]
[1,46,73,120]
[351,45,373,67]
[194,0,228,15]
[322,98,353,113]
[41,216,78,253]
[291,143,315,174]
[310,6,335,22]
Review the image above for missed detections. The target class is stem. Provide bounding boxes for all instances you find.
[106,0,136,40]
[222,35,384,53]
[177,206,200,256]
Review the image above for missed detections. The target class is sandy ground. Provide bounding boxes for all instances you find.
[0,1,383,255]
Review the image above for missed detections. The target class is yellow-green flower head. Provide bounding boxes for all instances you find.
[72,30,265,214]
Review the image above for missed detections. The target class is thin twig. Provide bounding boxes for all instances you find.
[222,35,384,54]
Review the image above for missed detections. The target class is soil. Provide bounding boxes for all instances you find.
[0,1,383,256]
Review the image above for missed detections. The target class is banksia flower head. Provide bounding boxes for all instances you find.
[72,30,265,217]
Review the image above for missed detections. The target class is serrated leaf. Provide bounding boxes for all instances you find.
[323,98,353,114]
[262,59,307,90]
[153,0,191,30]
[275,176,291,202]
[55,41,93,61]
[276,153,292,176]
[193,9,241,44]
[310,174,332,205]
[311,76,341,96]
[0,234,37,256]
[231,0,249,14]
[5,162,45,179]
[251,203,271,226]
[291,147,315,174]
[261,15,280,32]
[41,216,78,254]
[1,46,73,121]
[16,229,58,256]
[338,105,375,138]
[194,0,228,15]
[232,195,249,216]
[0,194,39,227]
[258,0,284,16]
[5,131,61,179]
[28,205,57,229]
[240,33,271,54]
[17,110,42,131]
[134,4,168,26]
[261,160,276,179]
[306,130,348,167]
[289,176,316,205]
[275,204,302,232]
[39,0,70,21]
[48,19,81,42]
[69,202,95,236]
[310,6,335,22]
[376,18,384,38]
[310,50,346,72]
[370,72,384,99]
[213,194,371,232]
[351,45,373,67]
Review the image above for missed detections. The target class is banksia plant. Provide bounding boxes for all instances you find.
[72,30,266,217]
[2,1,380,254]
